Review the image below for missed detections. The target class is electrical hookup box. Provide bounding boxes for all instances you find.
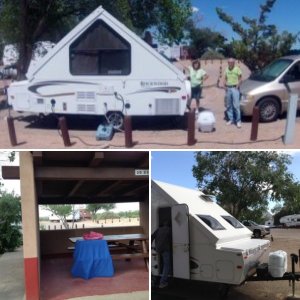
[96,124,114,141]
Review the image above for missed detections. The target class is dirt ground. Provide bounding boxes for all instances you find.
[0,60,299,149]
[152,228,300,300]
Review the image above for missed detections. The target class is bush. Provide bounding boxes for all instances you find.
[0,192,22,254]
[201,49,224,60]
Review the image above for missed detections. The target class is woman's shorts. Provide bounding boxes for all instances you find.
[191,85,202,102]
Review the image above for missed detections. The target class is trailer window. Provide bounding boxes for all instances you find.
[222,216,244,228]
[70,20,131,75]
[197,215,225,230]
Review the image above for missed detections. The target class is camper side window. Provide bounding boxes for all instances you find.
[197,215,225,230]
[222,216,244,228]
[70,20,131,76]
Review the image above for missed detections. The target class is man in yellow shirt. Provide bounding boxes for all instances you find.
[224,58,242,128]
[187,60,208,112]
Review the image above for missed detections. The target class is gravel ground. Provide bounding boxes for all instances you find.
[1,60,299,149]
[152,228,300,300]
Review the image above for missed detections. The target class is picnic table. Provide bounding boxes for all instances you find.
[69,233,149,269]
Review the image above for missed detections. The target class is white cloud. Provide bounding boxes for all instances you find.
[192,6,199,13]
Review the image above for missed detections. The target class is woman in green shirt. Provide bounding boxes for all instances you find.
[187,60,208,112]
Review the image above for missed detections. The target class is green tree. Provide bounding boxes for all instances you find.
[216,0,298,71]
[43,204,73,229]
[0,192,22,254]
[0,0,191,78]
[187,22,227,58]
[86,203,116,222]
[192,151,296,222]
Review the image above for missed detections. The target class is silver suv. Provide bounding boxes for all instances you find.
[242,220,270,238]
[240,55,300,122]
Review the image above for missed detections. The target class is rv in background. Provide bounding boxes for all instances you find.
[7,6,190,129]
[279,214,300,227]
[151,181,270,286]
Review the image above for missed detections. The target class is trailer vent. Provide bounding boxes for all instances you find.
[155,98,179,115]
[77,91,96,101]
[77,104,96,113]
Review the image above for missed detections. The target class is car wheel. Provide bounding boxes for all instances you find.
[106,111,124,130]
[253,230,261,239]
[258,97,280,122]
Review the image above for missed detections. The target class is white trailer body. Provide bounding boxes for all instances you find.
[49,210,80,222]
[280,214,300,227]
[151,180,270,285]
[7,6,190,128]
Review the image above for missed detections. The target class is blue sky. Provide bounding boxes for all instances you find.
[151,151,300,210]
[191,0,300,48]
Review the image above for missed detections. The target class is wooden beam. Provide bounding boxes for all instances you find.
[96,181,123,196]
[38,195,143,205]
[2,166,20,179]
[67,180,84,197]
[138,156,149,168]
[89,152,104,167]
[32,152,43,166]
[34,167,148,180]
[124,183,149,195]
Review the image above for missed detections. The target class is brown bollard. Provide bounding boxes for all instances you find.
[250,106,260,141]
[7,116,17,146]
[124,115,133,148]
[58,117,71,147]
[187,110,197,146]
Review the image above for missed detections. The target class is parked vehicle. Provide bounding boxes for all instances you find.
[7,6,190,129]
[279,214,300,227]
[151,181,270,286]
[242,220,270,238]
[240,55,300,122]
[49,210,80,222]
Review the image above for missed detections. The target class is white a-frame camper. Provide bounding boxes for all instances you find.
[7,6,190,129]
[151,180,270,285]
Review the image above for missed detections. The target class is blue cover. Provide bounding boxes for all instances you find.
[71,240,114,279]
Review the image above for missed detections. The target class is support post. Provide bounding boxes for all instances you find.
[58,117,71,147]
[187,110,197,146]
[124,115,133,148]
[7,116,17,146]
[283,94,298,145]
[250,106,260,141]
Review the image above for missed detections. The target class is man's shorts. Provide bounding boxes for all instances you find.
[191,85,202,103]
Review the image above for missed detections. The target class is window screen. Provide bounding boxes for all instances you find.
[70,20,131,75]
[197,215,225,230]
[222,216,244,228]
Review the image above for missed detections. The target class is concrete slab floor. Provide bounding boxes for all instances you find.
[0,247,24,300]
[68,291,149,300]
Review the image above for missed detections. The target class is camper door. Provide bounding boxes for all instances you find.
[172,204,190,279]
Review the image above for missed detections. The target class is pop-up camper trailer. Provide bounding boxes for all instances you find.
[7,6,190,129]
[151,180,270,285]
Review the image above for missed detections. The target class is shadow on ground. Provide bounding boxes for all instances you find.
[152,278,262,300]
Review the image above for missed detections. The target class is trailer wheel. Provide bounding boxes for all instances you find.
[253,230,261,238]
[106,111,124,130]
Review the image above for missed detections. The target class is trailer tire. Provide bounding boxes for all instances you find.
[253,230,261,238]
[218,283,231,299]
[106,111,124,130]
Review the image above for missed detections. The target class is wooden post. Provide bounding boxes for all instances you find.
[250,106,260,141]
[7,116,17,146]
[58,117,71,147]
[124,115,133,148]
[187,110,197,146]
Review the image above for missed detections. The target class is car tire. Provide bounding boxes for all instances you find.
[253,230,261,239]
[258,97,280,122]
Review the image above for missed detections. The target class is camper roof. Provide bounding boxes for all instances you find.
[27,6,185,81]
